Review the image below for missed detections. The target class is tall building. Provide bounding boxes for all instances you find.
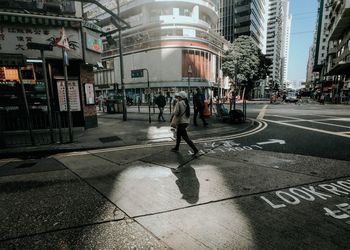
[85,0,227,100]
[265,0,291,91]
[313,0,331,75]
[220,0,268,53]
[306,45,317,85]
[325,0,350,103]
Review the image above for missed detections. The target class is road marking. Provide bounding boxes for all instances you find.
[257,139,286,145]
[270,115,350,129]
[53,120,268,158]
[257,105,268,120]
[263,118,350,138]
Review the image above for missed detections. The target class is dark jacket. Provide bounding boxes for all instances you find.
[155,95,166,108]
[193,93,205,109]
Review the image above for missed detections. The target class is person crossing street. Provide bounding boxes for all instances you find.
[193,88,208,127]
[155,92,166,122]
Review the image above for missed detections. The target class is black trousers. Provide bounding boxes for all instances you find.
[193,107,207,125]
[158,107,165,121]
[175,123,198,152]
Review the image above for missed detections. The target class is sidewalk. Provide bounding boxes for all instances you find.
[0,107,256,158]
[1,132,349,249]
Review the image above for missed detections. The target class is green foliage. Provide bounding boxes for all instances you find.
[256,50,272,80]
[222,36,260,83]
[222,35,272,83]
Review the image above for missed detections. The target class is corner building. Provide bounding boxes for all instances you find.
[85,0,227,99]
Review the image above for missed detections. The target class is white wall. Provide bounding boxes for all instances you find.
[114,47,182,84]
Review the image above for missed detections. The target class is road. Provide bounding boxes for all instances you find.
[234,102,350,161]
[1,102,350,249]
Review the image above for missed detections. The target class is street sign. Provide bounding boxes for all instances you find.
[131,69,144,78]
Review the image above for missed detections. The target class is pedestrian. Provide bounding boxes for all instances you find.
[155,92,166,122]
[170,91,199,155]
[320,94,325,105]
[98,94,104,111]
[193,88,208,126]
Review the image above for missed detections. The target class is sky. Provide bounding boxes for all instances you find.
[287,0,318,82]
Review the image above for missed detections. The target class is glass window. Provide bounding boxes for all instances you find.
[180,8,192,17]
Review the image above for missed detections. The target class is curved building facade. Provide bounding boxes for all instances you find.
[84,0,226,98]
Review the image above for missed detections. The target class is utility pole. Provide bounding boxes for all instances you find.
[116,0,127,121]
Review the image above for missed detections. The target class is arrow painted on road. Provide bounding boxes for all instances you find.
[257,139,286,145]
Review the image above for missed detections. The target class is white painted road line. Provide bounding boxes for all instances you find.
[270,115,350,129]
[257,105,268,120]
[263,118,350,138]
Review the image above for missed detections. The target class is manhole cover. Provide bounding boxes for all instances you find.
[99,136,121,143]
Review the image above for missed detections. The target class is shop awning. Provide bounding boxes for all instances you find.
[326,62,350,76]
[0,11,82,27]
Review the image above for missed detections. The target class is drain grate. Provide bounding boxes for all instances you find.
[99,136,121,143]
[16,162,37,169]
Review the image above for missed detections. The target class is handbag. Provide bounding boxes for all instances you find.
[170,115,177,128]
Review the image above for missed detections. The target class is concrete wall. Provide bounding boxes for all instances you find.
[114,47,182,84]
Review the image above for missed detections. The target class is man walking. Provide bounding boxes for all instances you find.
[155,92,166,122]
[193,88,208,126]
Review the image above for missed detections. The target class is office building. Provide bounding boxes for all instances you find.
[220,0,268,53]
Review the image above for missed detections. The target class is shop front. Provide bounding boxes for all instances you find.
[0,14,101,146]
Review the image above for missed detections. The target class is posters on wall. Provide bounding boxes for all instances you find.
[84,83,95,105]
[57,80,81,111]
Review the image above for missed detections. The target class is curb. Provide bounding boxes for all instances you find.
[0,119,257,159]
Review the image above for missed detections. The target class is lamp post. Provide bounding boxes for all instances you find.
[187,65,192,100]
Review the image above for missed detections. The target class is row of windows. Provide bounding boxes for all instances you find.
[103,27,223,56]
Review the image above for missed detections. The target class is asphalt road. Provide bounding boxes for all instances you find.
[1,101,350,249]
[234,102,350,161]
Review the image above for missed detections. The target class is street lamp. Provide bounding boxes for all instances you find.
[187,65,192,100]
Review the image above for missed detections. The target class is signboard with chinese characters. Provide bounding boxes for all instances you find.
[0,25,82,59]
[84,83,95,105]
[86,33,102,53]
[57,80,81,111]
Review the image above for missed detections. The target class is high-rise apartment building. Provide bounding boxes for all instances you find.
[313,0,331,74]
[265,0,291,90]
[220,0,268,53]
[84,0,226,99]
[325,0,350,103]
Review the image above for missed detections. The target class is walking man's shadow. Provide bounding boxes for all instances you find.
[171,154,200,204]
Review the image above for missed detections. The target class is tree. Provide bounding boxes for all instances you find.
[222,35,260,83]
[256,50,272,80]
[222,36,274,100]
[222,36,260,99]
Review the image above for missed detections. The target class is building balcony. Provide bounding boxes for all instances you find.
[328,1,350,40]
[328,46,338,54]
